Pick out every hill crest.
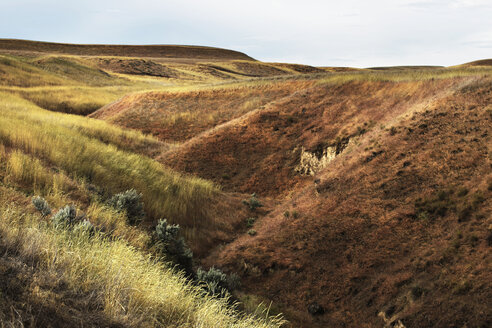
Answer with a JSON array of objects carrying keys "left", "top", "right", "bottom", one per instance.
[{"left": 0, "top": 39, "right": 255, "bottom": 62}]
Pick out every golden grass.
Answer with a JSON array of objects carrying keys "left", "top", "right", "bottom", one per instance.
[
  {"left": 318, "top": 66, "right": 492, "bottom": 84},
  {"left": 0, "top": 54, "right": 177, "bottom": 115},
  {"left": 0, "top": 54, "right": 70, "bottom": 87},
  {"left": 0, "top": 93, "right": 217, "bottom": 229},
  {"left": 0, "top": 206, "right": 284, "bottom": 328},
  {"left": 5, "top": 150, "right": 71, "bottom": 194},
  {"left": 15, "top": 86, "right": 143, "bottom": 115},
  {"left": 85, "top": 202, "right": 151, "bottom": 249}
]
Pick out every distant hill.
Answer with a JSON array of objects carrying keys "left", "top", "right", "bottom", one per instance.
[
  {"left": 0, "top": 38, "right": 255, "bottom": 62},
  {"left": 460, "top": 59, "right": 492, "bottom": 67}
]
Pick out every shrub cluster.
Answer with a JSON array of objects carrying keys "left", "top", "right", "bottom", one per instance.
[
  {"left": 155, "top": 219, "right": 193, "bottom": 275},
  {"left": 243, "top": 193, "right": 263, "bottom": 211},
  {"left": 108, "top": 189, "right": 145, "bottom": 225},
  {"left": 196, "top": 266, "right": 240, "bottom": 297},
  {"left": 32, "top": 196, "right": 51, "bottom": 217},
  {"left": 52, "top": 205, "right": 77, "bottom": 228}
]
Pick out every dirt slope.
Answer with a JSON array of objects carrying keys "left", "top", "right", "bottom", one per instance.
[{"left": 203, "top": 77, "right": 492, "bottom": 327}]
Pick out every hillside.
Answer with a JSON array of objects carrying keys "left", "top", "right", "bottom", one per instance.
[
  {"left": 94, "top": 66, "right": 492, "bottom": 328},
  {"left": 0, "top": 39, "right": 491, "bottom": 327},
  {"left": 203, "top": 76, "right": 492, "bottom": 327},
  {"left": 0, "top": 39, "right": 255, "bottom": 62}
]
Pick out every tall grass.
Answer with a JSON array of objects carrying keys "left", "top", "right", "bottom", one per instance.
[
  {"left": 0, "top": 54, "right": 70, "bottom": 87},
  {"left": 5, "top": 150, "right": 71, "bottom": 194},
  {"left": 0, "top": 206, "right": 284, "bottom": 328},
  {"left": 0, "top": 93, "right": 217, "bottom": 228}
]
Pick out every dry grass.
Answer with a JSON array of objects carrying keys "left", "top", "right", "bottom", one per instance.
[
  {"left": 0, "top": 93, "right": 217, "bottom": 230},
  {"left": 6, "top": 150, "right": 71, "bottom": 194},
  {"left": 92, "top": 80, "right": 316, "bottom": 142},
  {"left": 318, "top": 66, "right": 492, "bottom": 84},
  {"left": 0, "top": 206, "right": 284, "bottom": 328}
]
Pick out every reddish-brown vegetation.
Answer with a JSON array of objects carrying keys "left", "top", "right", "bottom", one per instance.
[
  {"left": 2, "top": 39, "right": 491, "bottom": 327},
  {"left": 91, "top": 80, "right": 316, "bottom": 142},
  {"left": 161, "top": 79, "right": 469, "bottom": 197},
  {"left": 204, "top": 77, "right": 492, "bottom": 327}
]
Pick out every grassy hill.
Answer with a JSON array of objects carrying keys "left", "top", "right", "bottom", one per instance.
[
  {"left": 94, "top": 66, "right": 492, "bottom": 327},
  {"left": 0, "top": 39, "right": 491, "bottom": 327},
  {"left": 0, "top": 39, "right": 255, "bottom": 61}
]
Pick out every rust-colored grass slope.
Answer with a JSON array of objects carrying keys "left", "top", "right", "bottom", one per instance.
[
  {"left": 91, "top": 80, "right": 316, "bottom": 142},
  {"left": 0, "top": 39, "right": 255, "bottom": 61},
  {"left": 205, "top": 77, "right": 492, "bottom": 327},
  {"left": 159, "top": 78, "right": 468, "bottom": 197}
]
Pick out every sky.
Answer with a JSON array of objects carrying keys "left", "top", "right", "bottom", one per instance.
[{"left": 1, "top": 0, "right": 491, "bottom": 67}]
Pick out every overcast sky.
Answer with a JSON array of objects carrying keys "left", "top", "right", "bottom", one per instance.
[{"left": 1, "top": 0, "right": 491, "bottom": 67}]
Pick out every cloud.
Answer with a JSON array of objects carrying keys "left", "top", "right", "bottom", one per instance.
[
  {"left": 451, "top": 0, "right": 492, "bottom": 8},
  {"left": 0, "top": 0, "right": 491, "bottom": 67}
]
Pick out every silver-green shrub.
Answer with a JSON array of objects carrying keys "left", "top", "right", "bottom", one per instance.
[
  {"left": 108, "top": 189, "right": 145, "bottom": 225},
  {"left": 52, "top": 205, "right": 76, "bottom": 228},
  {"left": 32, "top": 196, "right": 51, "bottom": 217},
  {"left": 155, "top": 219, "right": 193, "bottom": 275},
  {"left": 197, "top": 267, "right": 240, "bottom": 296}
]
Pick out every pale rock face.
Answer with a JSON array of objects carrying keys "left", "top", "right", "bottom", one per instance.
[{"left": 294, "top": 146, "right": 337, "bottom": 176}]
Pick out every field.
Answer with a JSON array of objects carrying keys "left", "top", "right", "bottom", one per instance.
[{"left": 0, "top": 39, "right": 491, "bottom": 328}]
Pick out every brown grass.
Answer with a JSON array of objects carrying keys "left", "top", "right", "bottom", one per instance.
[
  {"left": 203, "top": 76, "right": 492, "bottom": 327},
  {"left": 0, "top": 38, "right": 255, "bottom": 61}
]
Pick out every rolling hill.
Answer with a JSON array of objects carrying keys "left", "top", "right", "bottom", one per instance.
[
  {"left": 0, "top": 38, "right": 255, "bottom": 62},
  {"left": 0, "top": 40, "right": 491, "bottom": 327}
]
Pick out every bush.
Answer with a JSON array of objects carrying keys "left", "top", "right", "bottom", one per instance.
[
  {"left": 155, "top": 219, "right": 193, "bottom": 275},
  {"left": 247, "top": 229, "right": 257, "bottom": 236},
  {"left": 246, "top": 217, "right": 256, "bottom": 228},
  {"left": 197, "top": 267, "right": 240, "bottom": 297},
  {"left": 32, "top": 196, "right": 51, "bottom": 216},
  {"left": 73, "top": 219, "right": 95, "bottom": 236},
  {"left": 242, "top": 193, "right": 263, "bottom": 211},
  {"left": 108, "top": 189, "right": 145, "bottom": 225},
  {"left": 52, "top": 205, "right": 77, "bottom": 228}
]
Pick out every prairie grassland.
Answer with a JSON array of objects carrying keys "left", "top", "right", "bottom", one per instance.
[
  {"left": 0, "top": 54, "right": 71, "bottom": 87},
  {"left": 11, "top": 85, "right": 156, "bottom": 115},
  {"left": 0, "top": 54, "right": 178, "bottom": 115},
  {"left": 0, "top": 93, "right": 217, "bottom": 229},
  {"left": 0, "top": 206, "right": 284, "bottom": 328},
  {"left": 5, "top": 149, "right": 73, "bottom": 195},
  {"left": 93, "top": 79, "right": 316, "bottom": 142},
  {"left": 318, "top": 66, "right": 492, "bottom": 84}
]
